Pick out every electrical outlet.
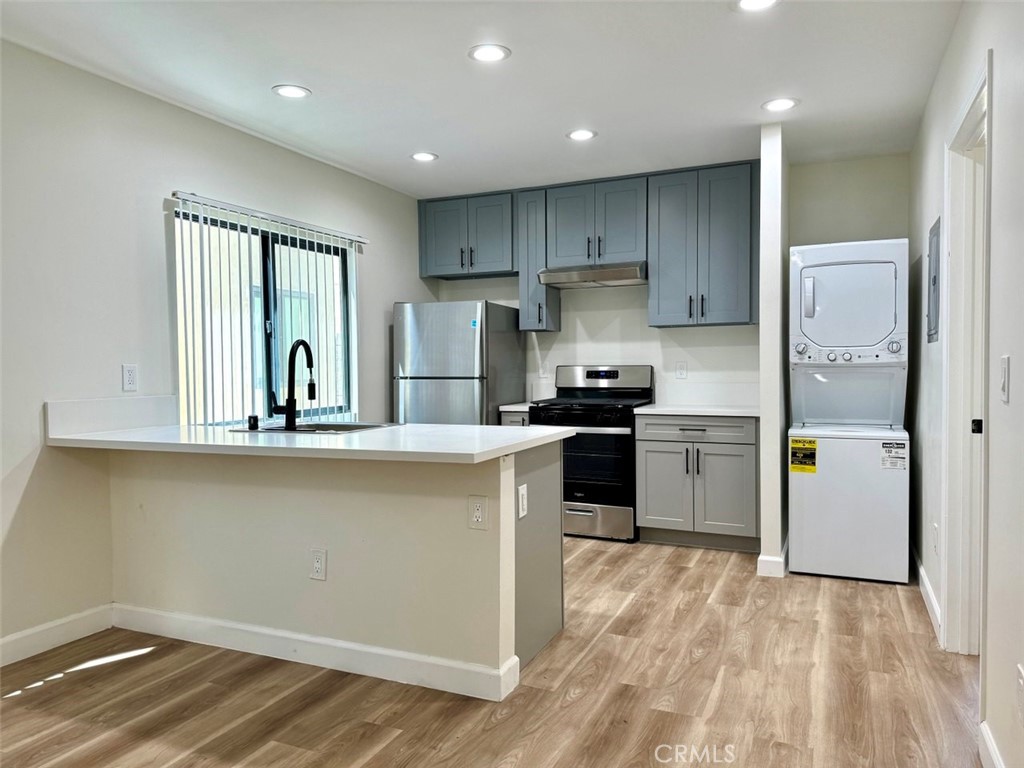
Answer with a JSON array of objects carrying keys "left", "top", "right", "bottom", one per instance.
[
  {"left": 310, "top": 548, "right": 327, "bottom": 581},
  {"left": 518, "top": 484, "right": 528, "bottom": 519},
  {"left": 121, "top": 364, "right": 138, "bottom": 392},
  {"left": 1016, "top": 664, "right": 1024, "bottom": 728},
  {"left": 468, "top": 495, "right": 489, "bottom": 530},
  {"left": 932, "top": 523, "right": 939, "bottom": 555},
  {"left": 675, "top": 362, "right": 688, "bottom": 379}
]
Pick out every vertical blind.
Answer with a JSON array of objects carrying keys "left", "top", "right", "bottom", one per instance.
[{"left": 172, "top": 192, "right": 365, "bottom": 426}]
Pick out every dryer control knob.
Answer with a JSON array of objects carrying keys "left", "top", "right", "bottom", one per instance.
[
  {"left": 827, "top": 352, "right": 837, "bottom": 362},
  {"left": 888, "top": 340, "right": 902, "bottom": 353},
  {"left": 842, "top": 352, "right": 853, "bottom": 362},
  {"left": 795, "top": 343, "right": 808, "bottom": 355}
]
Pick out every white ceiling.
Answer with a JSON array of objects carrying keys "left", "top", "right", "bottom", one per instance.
[{"left": 1, "top": 1, "right": 961, "bottom": 199}]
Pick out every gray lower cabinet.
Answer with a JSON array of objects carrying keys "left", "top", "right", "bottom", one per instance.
[
  {"left": 546, "top": 177, "right": 646, "bottom": 269},
  {"left": 648, "top": 163, "right": 754, "bottom": 327},
  {"left": 516, "top": 189, "right": 560, "bottom": 331},
  {"left": 636, "top": 415, "right": 758, "bottom": 538},
  {"left": 500, "top": 412, "right": 530, "bottom": 426},
  {"left": 422, "top": 194, "right": 513, "bottom": 277}
]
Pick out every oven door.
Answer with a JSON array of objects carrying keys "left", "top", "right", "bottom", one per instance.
[{"left": 561, "top": 427, "right": 636, "bottom": 540}]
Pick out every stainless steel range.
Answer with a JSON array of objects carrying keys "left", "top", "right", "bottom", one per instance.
[{"left": 529, "top": 365, "right": 654, "bottom": 541}]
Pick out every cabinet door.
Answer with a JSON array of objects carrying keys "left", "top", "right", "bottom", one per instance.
[
  {"left": 595, "top": 177, "right": 647, "bottom": 264},
  {"left": 467, "top": 194, "right": 513, "bottom": 275},
  {"left": 693, "top": 442, "right": 757, "bottom": 537},
  {"left": 517, "top": 190, "right": 560, "bottom": 331},
  {"left": 546, "top": 184, "right": 595, "bottom": 268},
  {"left": 647, "top": 172, "right": 699, "bottom": 326},
  {"left": 697, "top": 165, "right": 751, "bottom": 325},
  {"left": 424, "top": 199, "right": 469, "bottom": 277},
  {"left": 636, "top": 441, "right": 695, "bottom": 531}
]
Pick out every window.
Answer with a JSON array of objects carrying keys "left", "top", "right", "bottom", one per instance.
[{"left": 173, "top": 193, "right": 362, "bottom": 426}]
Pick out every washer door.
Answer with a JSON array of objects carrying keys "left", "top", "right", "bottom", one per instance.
[
  {"left": 799, "top": 262, "right": 897, "bottom": 348},
  {"left": 790, "top": 364, "right": 907, "bottom": 426}
]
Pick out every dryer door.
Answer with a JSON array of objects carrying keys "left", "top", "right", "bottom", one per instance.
[
  {"left": 790, "top": 364, "right": 907, "bottom": 426},
  {"left": 799, "top": 262, "right": 897, "bottom": 348}
]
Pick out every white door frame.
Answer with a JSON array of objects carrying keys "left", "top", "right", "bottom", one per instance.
[{"left": 938, "top": 55, "right": 991, "bottom": 657}]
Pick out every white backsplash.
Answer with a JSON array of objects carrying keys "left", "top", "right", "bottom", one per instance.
[{"left": 438, "top": 279, "right": 760, "bottom": 406}]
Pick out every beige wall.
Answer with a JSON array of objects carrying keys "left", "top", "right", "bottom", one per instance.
[
  {"left": 109, "top": 452, "right": 512, "bottom": 668},
  {"left": 911, "top": 4, "right": 1024, "bottom": 765},
  {"left": 1, "top": 42, "right": 431, "bottom": 638},
  {"left": 789, "top": 155, "right": 910, "bottom": 247}
]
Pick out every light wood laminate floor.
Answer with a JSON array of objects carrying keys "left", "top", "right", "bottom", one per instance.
[{"left": 1, "top": 538, "right": 980, "bottom": 767}]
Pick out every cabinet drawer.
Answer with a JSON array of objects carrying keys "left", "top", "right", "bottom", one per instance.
[
  {"left": 500, "top": 412, "right": 530, "bottom": 427},
  {"left": 636, "top": 415, "right": 756, "bottom": 444}
]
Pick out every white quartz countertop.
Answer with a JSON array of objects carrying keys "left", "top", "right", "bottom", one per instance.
[
  {"left": 634, "top": 404, "right": 760, "bottom": 418},
  {"left": 46, "top": 423, "right": 576, "bottom": 464},
  {"left": 498, "top": 402, "right": 532, "bottom": 412}
]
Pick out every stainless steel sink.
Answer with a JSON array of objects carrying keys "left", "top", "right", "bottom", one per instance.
[{"left": 233, "top": 422, "right": 393, "bottom": 434}]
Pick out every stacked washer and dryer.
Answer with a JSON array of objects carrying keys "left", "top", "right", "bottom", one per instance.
[{"left": 788, "top": 239, "right": 910, "bottom": 583}]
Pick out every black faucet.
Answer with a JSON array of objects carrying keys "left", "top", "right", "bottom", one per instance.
[{"left": 271, "top": 339, "right": 316, "bottom": 430}]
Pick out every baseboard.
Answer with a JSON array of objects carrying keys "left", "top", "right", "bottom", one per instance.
[
  {"left": 0, "top": 605, "right": 113, "bottom": 666},
  {"left": 979, "top": 721, "right": 1007, "bottom": 768},
  {"left": 914, "top": 549, "right": 942, "bottom": 643},
  {"left": 112, "top": 604, "right": 519, "bottom": 701},
  {"left": 757, "top": 538, "right": 788, "bottom": 578}
]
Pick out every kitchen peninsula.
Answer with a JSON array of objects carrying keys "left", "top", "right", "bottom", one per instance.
[{"left": 45, "top": 397, "right": 573, "bottom": 702}]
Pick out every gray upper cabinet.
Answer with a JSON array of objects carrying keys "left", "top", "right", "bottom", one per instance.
[
  {"left": 697, "top": 164, "right": 752, "bottom": 325},
  {"left": 546, "top": 184, "right": 595, "bottom": 268},
  {"left": 517, "top": 190, "right": 560, "bottom": 332},
  {"left": 546, "top": 177, "right": 646, "bottom": 269},
  {"left": 648, "top": 163, "right": 754, "bottom": 327},
  {"left": 423, "top": 199, "right": 469, "bottom": 277},
  {"left": 648, "top": 171, "right": 699, "bottom": 326},
  {"left": 422, "top": 194, "right": 513, "bottom": 278}
]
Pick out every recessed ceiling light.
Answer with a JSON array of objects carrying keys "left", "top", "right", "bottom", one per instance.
[
  {"left": 273, "top": 84, "right": 311, "bottom": 99},
  {"left": 762, "top": 97, "right": 799, "bottom": 112},
  {"left": 738, "top": 0, "right": 778, "bottom": 11},
  {"left": 468, "top": 44, "right": 511, "bottom": 63},
  {"left": 567, "top": 129, "right": 597, "bottom": 142},
  {"left": 411, "top": 152, "right": 438, "bottom": 162}
]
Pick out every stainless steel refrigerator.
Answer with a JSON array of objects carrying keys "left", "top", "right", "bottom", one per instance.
[{"left": 393, "top": 301, "right": 525, "bottom": 425}]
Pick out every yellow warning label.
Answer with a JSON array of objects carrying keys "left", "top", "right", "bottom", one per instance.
[{"left": 790, "top": 438, "right": 817, "bottom": 473}]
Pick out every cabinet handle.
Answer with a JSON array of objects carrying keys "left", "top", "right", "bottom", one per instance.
[
  {"left": 469, "top": 247, "right": 475, "bottom": 268},
  {"left": 538, "top": 302, "right": 543, "bottom": 324},
  {"left": 460, "top": 248, "right": 465, "bottom": 269},
  {"left": 689, "top": 295, "right": 694, "bottom": 319},
  {"left": 597, "top": 235, "right": 603, "bottom": 259},
  {"left": 701, "top": 294, "right": 706, "bottom": 318},
  {"left": 586, "top": 236, "right": 592, "bottom": 260},
  {"left": 696, "top": 448, "right": 701, "bottom": 475},
  {"left": 678, "top": 427, "right": 707, "bottom": 432},
  {"left": 686, "top": 447, "right": 690, "bottom": 475}
]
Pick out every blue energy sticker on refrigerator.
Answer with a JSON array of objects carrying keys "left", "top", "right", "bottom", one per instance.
[
  {"left": 790, "top": 438, "right": 817, "bottom": 473},
  {"left": 470, "top": 319, "right": 478, "bottom": 328},
  {"left": 881, "top": 441, "right": 908, "bottom": 470}
]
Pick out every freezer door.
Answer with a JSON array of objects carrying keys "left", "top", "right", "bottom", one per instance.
[
  {"left": 393, "top": 301, "right": 484, "bottom": 378},
  {"left": 394, "top": 378, "right": 486, "bottom": 425}
]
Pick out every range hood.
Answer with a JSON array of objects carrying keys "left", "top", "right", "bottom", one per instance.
[{"left": 537, "top": 260, "right": 647, "bottom": 289}]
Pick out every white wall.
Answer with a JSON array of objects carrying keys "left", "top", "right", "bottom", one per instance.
[
  {"left": 911, "top": 4, "right": 1024, "bottom": 766},
  {"left": 756, "top": 124, "right": 788, "bottom": 574},
  {"left": 1, "top": 43, "right": 431, "bottom": 638},
  {"left": 440, "top": 280, "right": 760, "bottom": 407},
  {"left": 789, "top": 155, "right": 910, "bottom": 246}
]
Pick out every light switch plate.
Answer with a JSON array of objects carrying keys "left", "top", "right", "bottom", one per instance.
[
  {"left": 1000, "top": 355, "right": 1010, "bottom": 404},
  {"left": 517, "top": 484, "right": 528, "bottom": 519}
]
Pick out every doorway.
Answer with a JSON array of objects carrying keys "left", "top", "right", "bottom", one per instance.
[{"left": 939, "top": 56, "right": 991, "bottom": 658}]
